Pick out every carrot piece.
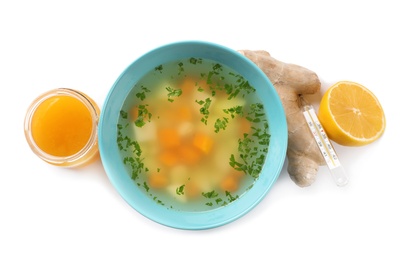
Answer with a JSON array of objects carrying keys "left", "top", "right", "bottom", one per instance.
[
  {"left": 231, "top": 169, "right": 246, "bottom": 179},
  {"left": 178, "top": 145, "right": 201, "bottom": 165},
  {"left": 177, "top": 106, "right": 192, "bottom": 121},
  {"left": 220, "top": 174, "right": 240, "bottom": 192},
  {"left": 157, "top": 127, "right": 181, "bottom": 148},
  {"left": 148, "top": 172, "right": 169, "bottom": 189},
  {"left": 238, "top": 116, "right": 252, "bottom": 135},
  {"left": 184, "top": 181, "right": 200, "bottom": 199},
  {"left": 179, "top": 77, "right": 197, "bottom": 96},
  {"left": 192, "top": 132, "right": 214, "bottom": 154},
  {"left": 129, "top": 106, "right": 139, "bottom": 121},
  {"left": 159, "top": 150, "right": 179, "bottom": 167}
]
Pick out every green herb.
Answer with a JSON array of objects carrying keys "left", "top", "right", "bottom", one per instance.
[
  {"left": 218, "top": 73, "right": 256, "bottom": 100},
  {"left": 155, "top": 64, "right": 163, "bottom": 73},
  {"left": 206, "top": 72, "right": 218, "bottom": 94},
  {"left": 178, "top": 62, "right": 184, "bottom": 75},
  {"left": 228, "top": 105, "right": 270, "bottom": 180},
  {"left": 204, "top": 63, "right": 223, "bottom": 92},
  {"left": 201, "top": 189, "right": 239, "bottom": 207},
  {"left": 213, "top": 63, "right": 223, "bottom": 72},
  {"left": 238, "top": 80, "right": 255, "bottom": 97},
  {"left": 176, "top": 184, "right": 185, "bottom": 195},
  {"left": 199, "top": 63, "right": 255, "bottom": 99},
  {"left": 232, "top": 73, "right": 255, "bottom": 96},
  {"left": 214, "top": 117, "right": 229, "bottom": 133},
  {"left": 196, "top": 81, "right": 204, "bottom": 92},
  {"left": 246, "top": 103, "right": 265, "bottom": 123},
  {"left": 202, "top": 190, "right": 219, "bottom": 199},
  {"left": 225, "top": 191, "right": 239, "bottom": 202},
  {"left": 116, "top": 124, "right": 124, "bottom": 151},
  {"left": 189, "top": 57, "right": 202, "bottom": 64},
  {"left": 166, "top": 86, "right": 182, "bottom": 102},
  {"left": 252, "top": 122, "right": 270, "bottom": 146},
  {"left": 121, "top": 140, "right": 144, "bottom": 180},
  {"left": 120, "top": 110, "right": 128, "bottom": 119},
  {"left": 117, "top": 123, "right": 138, "bottom": 152},
  {"left": 123, "top": 156, "right": 144, "bottom": 180},
  {"left": 246, "top": 184, "right": 254, "bottom": 191},
  {"left": 134, "top": 104, "right": 152, "bottom": 127},
  {"left": 196, "top": 97, "right": 212, "bottom": 125},
  {"left": 135, "top": 86, "right": 151, "bottom": 101},
  {"left": 229, "top": 154, "right": 247, "bottom": 172},
  {"left": 239, "top": 133, "right": 257, "bottom": 157},
  {"left": 117, "top": 112, "right": 148, "bottom": 180},
  {"left": 223, "top": 83, "right": 239, "bottom": 100},
  {"left": 143, "top": 181, "right": 150, "bottom": 192},
  {"left": 153, "top": 196, "right": 165, "bottom": 205},
  {"left": 224, "top": 106, "right": 244, "bottom": 120}
]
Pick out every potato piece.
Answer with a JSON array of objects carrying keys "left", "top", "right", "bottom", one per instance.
[
  {"left": 238, "top": 117, "right": 252, "bottom": 135},
  {"left": 131, "top": 121, "right": 156, "bottom": 143},
  {"left": 179, "top": 77, "right": 197, "bottom": 97},
  {"left": 169, "top": 165, "right": 189, "bottom": 184}
]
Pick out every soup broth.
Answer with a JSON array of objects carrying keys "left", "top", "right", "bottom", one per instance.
[{"left": 117, "top": 57, "right": 270, "bottom": 211}]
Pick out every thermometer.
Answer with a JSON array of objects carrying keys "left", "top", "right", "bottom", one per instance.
[{"left": 302, "top": 101, "right": 349, "bottom": 187}]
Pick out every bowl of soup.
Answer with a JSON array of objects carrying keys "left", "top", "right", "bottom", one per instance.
[{"left": 98, "top": 41, "right": 287, "bottom": 229}]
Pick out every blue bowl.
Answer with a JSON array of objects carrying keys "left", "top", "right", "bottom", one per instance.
[{"left": 98, "top": 41, "right": 287, "bottom": 230}]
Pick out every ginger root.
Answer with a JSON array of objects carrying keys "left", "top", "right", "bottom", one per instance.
[{"left": 238, "top": 50, "right": 325, "bottom": 187}]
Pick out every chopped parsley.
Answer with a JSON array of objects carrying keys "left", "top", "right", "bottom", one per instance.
[
  {"left": 246, "top": 103, "right": 265, "bottom": 123},
  {"left": 229, "top": 122, "right": 270, "bottom": 179},
  {"left": 143, "top": 181, "right": 150, "bottom": 192},
  {"left": 166, "top": 86, "right": 182, "bottom": 102},
  {"left": 178, "top": 62, "right": 184, "bottom": 75},
  {"left": 225, "top": 191, "right": 239, "bottom": 203},
  {"left": 134, "top": 104, "right": 152, "bottom": 127},
  {"left": 202, "top": 190, "right": 239, "bottom": 207},
  {"left": 176, "top": 184, "right": 185, "bottom": 195},
  {"left": 155, "top": 64, "right": 163, "bottom": 73},
  {"left": 223, "top": 105, "right": 244, "bottom": 119},
  {"left": 213, "top": 105, "right": 245, "bottom": 133},
  {"left": 189, "top": 57, "right": 202, "bottom": 65},
  {"left": 202, "top": 190, "right": 219, "bottom": 199},
  {"left": 120, "top": 110, "right": 128, "bottom": 119},
  {"left": 214, "top": 117, "right": 229, "bottom": 133},
  {"left": 135, "top": 86, "right": 151, "bottom": 101},
  {"left": 117, "top": 126, "right": 146, "bottom": 180},
  {"left": 195, "top": 97, "right": 212, "bottom": 125}
]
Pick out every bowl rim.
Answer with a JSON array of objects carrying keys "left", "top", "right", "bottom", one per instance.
[{"left": 98, "top": 40, "right": 288, "bottom": 230}]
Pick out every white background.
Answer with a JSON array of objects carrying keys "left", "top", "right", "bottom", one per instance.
[{"left": 1, "top": 0, "right": 399, "bottom": 259}]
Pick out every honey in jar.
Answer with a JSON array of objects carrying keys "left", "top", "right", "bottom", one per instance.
[{"left": 24, "top": 88, "right": 100, "bottom": 167}]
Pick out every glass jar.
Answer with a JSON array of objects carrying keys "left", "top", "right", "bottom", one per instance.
[{"left": 24, "top": 88, "right": 100, "bottom": 167}]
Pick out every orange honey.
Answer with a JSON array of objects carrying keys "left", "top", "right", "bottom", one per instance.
[{"left": 25, "top": 88, "right": 100, "bottom": 167}]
